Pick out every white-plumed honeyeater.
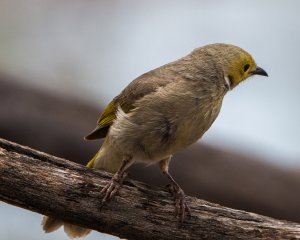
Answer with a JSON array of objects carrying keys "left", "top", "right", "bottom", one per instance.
[{"left": 42, "top": 43, "right": 268, "bottom": 238}]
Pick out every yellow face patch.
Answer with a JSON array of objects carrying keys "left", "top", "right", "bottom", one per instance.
[{"left": 225, "top": 52, "right": 257, "bottom": 88}]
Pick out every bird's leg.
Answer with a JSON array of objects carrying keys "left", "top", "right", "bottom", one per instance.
[
  {"left": 166, "top": 173, "right": 191, "bottom": 223},
  {"left": 100, "top": 156, "right": 132, "bottom": 208},
  {"left": 159, "top": 157, "right": 191, "bottom": 223}
]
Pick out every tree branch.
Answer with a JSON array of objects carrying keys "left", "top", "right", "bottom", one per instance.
[{"left": 1, "top": 138, "right": 300, "bottom": 240}]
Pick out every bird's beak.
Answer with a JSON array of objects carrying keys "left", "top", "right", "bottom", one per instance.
[{"left": 252, "top": 66, "right": 268, "bottom": 77}]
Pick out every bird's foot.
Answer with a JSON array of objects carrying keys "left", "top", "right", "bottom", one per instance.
[
  {"left": 168, "top": 185, "right": 191, "bottom": 224},
  {"left": 100, "top": 172, "right": 127, "bottom": 208}
]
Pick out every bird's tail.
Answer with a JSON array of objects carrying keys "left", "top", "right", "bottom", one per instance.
[
  {"left": 41, "top": 151, "right": 99, "bottom": 238},
  {"left": 42, "top": 216, "right": 91, "bottom": 239},
  {"left": 42, "top": 139, "right": 123, "bottom": 238}
]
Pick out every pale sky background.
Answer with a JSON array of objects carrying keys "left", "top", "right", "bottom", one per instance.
[{"left": 0, "top": 1, "right": 300, "bottom": 239}]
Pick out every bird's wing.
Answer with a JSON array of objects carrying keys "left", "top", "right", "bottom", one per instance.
[{"left": 84, "top": 70, "right": 174, "bottom": 140}]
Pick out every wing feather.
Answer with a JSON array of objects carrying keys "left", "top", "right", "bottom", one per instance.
[{"left": 85, "top": 70, "right": 174, "bottom": 140}]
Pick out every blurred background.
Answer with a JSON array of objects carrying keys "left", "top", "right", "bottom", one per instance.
[{"left": 0, "top": 0, "right": 300, "bottom": 239}]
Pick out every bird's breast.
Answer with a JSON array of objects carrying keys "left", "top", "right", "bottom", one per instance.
[{"left": 170, "top": 95, "right": 223, "bottom": 150}]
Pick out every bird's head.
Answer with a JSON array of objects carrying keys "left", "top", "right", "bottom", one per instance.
[
  {"left": 194, "top": 43, "right": 268, "bottom": 90},
  {"left": 218, "top": 44, "right": 268, "bottom": 90}
]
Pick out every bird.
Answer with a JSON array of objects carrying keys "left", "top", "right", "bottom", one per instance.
[{"left": 42, "top": 43, "right": 268, "bottom": 238}]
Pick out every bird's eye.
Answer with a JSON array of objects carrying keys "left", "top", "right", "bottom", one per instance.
[{"left": 243, "top": 64, "right": 250, "bottom": 72}]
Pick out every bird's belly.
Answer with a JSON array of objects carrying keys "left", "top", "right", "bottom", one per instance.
[
  {"left": 108, "top": 99, "right": 221, "bottom": 163},
  {"left": 169, "top": 109, "right": 219, "bottom": 152}
]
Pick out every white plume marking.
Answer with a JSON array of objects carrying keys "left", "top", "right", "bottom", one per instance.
[{"left": 224, "top": 76, "right": 231, "bottom": 90}]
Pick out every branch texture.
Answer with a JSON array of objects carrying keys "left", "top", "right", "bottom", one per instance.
[{"left": 1, "top": 138, "right": 300, "bottom": 240}]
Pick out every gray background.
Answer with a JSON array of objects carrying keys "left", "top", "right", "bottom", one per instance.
[{"left": 0, "top": 1, "right": 299, "bottom": 239}]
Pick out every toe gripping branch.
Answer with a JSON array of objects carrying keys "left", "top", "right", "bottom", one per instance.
[
  {"left": 99, "top": 157, "right": 132, "bottom": 209},
  {"left": 165, "top": 172, "right": 191, "bottom": 223}
]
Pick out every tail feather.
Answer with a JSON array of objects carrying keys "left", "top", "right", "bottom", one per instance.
[
  {"left": 64, "top": 223, "right": 91, "bottom": 239},
  {"left": 42, "top": 216, "right": 63, "bottom": 233},
  {"left": 42, "top": 216, "right": 91, "bottom": 239}
]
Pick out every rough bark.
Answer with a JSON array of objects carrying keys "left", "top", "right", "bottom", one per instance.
[{"left": 1, "top": 138, "right": 300, "bottom": 240}]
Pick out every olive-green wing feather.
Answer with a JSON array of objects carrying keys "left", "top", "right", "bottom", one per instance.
[
  {"left": 84, "top": 101, "right": 117, "bottom": 140},
  {"left": 84, "top": 70, "right": 174, "bottom": 140}
]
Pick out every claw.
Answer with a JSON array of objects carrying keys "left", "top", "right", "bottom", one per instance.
[
  {"left": 169, "top": 185, "right": 191, "bottom": 223},
  {"left": 99, "top": 172, "right": 126, "bottom": 209}
]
